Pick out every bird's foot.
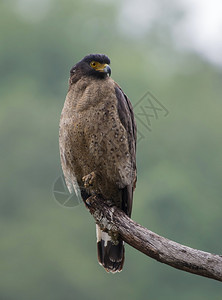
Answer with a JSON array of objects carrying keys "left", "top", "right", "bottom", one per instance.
[
  {"left": 82, "top": 171, "right": 96, "bottom": 189},
  {"left": 108, "top": 229, "right": 119, "bottom": 245},
  {"left": 106, "top": 199, "right": 115, "bottom": 207}
]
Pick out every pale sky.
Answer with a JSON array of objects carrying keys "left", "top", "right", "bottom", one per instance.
[
  {"left": 176, "top": 0, "right": 222, "bottom": 65},
  {"left": 119, "top": 0, "right": 222, "bottom": 66}
]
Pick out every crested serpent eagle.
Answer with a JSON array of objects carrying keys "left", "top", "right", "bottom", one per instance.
[{"left": 59, "top": 54, "right": 137, "bottom": 273}]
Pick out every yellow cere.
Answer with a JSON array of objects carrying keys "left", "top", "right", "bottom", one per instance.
[{"left": 90, "top": 61, "right": 108, "bottom": 72}]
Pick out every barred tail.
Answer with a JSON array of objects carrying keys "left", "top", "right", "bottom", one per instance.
[{"left": 96, "top": 225, "right": 124, "bottom": 273}]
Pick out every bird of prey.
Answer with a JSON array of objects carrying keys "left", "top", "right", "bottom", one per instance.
[{"left": 59, "top": 54, "right": 136, "bottom": 273}]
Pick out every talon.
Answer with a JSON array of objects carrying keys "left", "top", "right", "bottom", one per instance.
[
  {"left": 82, "top": 172, "right": 96, "bottom": 188},
  {"left": 106, "top": 200, "right": 113, "bottom": 206},
  {"left": 85, "top": 197, "right": 91, "bottom": 206}
]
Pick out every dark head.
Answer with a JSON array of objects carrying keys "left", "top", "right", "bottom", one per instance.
[{"left": 70, "top": 54, "right": 111, "bottom": 80}]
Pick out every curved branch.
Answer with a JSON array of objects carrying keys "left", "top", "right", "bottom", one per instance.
[{"left": 86, "top": 195, "right": 222, "bottom": 282}]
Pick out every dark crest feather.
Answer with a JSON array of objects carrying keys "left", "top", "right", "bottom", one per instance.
[{"left": 81, "top": 54, "right": 110, "bottom": 65}]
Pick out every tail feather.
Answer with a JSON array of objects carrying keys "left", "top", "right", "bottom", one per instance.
[{"left": 96, "top": 225, "right": 124, "bottom": 273}]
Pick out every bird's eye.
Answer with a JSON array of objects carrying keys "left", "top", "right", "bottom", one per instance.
[{"left": 90, "top": 61, "right": 97, "bottom": 68}]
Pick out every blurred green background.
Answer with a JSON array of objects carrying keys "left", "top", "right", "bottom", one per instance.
[{"left": 1, "top": 0, "right": 222, "bottom": 299}]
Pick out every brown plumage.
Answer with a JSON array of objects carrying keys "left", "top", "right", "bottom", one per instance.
[{"left": 59, "top": 54, "right": 136, "bottom": 273}]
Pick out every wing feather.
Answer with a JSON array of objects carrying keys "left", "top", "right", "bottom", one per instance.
[{"left": 114, "top": 83, "right": 137, "bottom": 217}]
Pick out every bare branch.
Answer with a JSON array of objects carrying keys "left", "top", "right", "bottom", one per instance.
[{"left": 86, "top": 195, "right": 222, "bottom": 282}]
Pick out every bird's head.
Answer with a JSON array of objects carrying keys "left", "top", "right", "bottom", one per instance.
[{"left": 70, "top": 54, "right": 111, "bottom": 79}]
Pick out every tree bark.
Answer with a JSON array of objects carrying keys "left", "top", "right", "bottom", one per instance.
[{"left": 86, "top": 195, "right": 222, "bottom": 282}]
